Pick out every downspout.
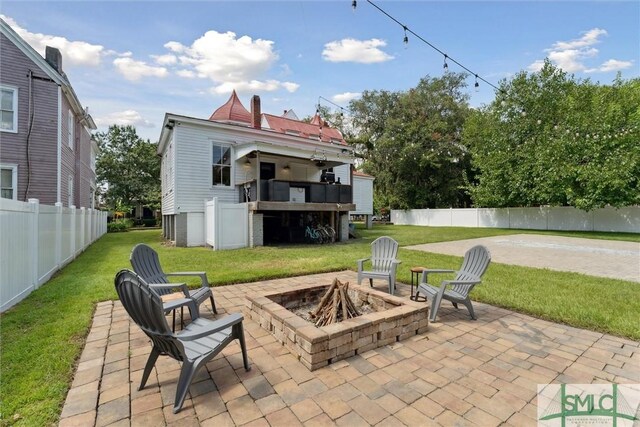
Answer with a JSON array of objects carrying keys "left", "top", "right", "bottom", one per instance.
[{"left": 56, "top": 86, "right": 62, "bottom": 204}]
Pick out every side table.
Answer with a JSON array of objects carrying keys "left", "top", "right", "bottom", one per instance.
[{"left": 410, "top": 267, "right": 428, "bottom": 302}]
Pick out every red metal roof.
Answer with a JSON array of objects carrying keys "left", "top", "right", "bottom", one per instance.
[
  {"left": 263, "top": 113, "right": 346, "bottom": 145},
  {"left": 353, "top": 171, "right": 374, "bottom": 178},
  {"left": 209, "top": 90, "right": 251, "bottom": 123}
]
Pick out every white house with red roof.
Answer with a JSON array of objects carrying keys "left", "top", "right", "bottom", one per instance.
[{"left": 158, "top": 91, "right": 370, "bottom": 248}]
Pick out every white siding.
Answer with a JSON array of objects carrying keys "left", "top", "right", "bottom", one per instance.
[
  {"left": 174, "top": 125, "right": 236, "bottom": 213},
  {"left": 161, "top": 133, "right": 176, "bottom": 214},
  {"left": 352, "top": 175, "right": 374, "bottom": 215},
  {"left": 333, "top": 164, "right": 351, "bottom": 185}
]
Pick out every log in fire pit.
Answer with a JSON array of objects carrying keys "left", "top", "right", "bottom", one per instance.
[{"left": 244, "top": 279, "right": 429, "bottom": 370}]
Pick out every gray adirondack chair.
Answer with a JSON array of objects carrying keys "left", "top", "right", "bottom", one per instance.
[
  {"left": 131, "top": 244, "right": 217, "bottom": 329},
  {"left": 115, "top": 269, "right": 250, "bottom": 413},
  {"left": 416, "top": 245, "right": 491, "bottom": 322},
  {"left": 357, "top": 236, "right": 401, "bottom": 294}
]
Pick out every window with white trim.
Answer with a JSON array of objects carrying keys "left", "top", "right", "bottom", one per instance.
[
  {"left": 68, "top": 109, "right": 74, "bottom": 149},
  {"left": 0, "top": 164, "right": 17, "bottom": 200},
  {"left": 212, "top": 143, "right": 231, "bottom": 186},
  {"left": 0, "top": 87, "right": 18, "bottom": 132}
]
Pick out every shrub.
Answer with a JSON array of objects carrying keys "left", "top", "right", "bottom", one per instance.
[
  {"left": 107, "top": 219, "right": 133, "bottom": 233},
  {"left": 143, "top": 218, "right": 157, "bottom": 227}
]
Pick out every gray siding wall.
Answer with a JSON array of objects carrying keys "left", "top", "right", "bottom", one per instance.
[
  {"left": 0, "top": 33, "right": 58, "bottom": 205},
  {"left": 77, "top": 125, "right": 95, "bottom": 208}
]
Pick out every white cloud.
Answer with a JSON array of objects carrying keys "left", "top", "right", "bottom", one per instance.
[
  {"left": 152, "top": 54, "right": 178, "bottom": 65},
  {"left": 322, "top": 38, "right": 393, "bottom": 64},
  {"left": 1, "top": 14, "right": 104, "bottom": 67},
  {"left": 551, "top": 28, "right": 607, "bottom": 50},
  {"left": 332, "top": 92, "right": 361, "bottom": 103},
  {"left": 527, "top": 28, "right": 632, "bottom": 74},
  {"left": 163, "top": 30, "right": 298, "bottom": 94},
  {"left": 211, "top": 80, "right": 299, "bottom": 95},
  {"left": 176, "top": 69, "right": 196, "bottom": 78},
  {"left": 113, "top": 57, "right": 168, "bottom": 81},
  {"left": 94, "top": 110, "right": 154, "bottom": 128},
  {"left": 587, "top": 59, "right": 634, "bottom": 73}
]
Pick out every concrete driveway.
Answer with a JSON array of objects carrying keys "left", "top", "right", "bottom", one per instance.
[{"left": 405, "top": 234, "right": 640, "bottom": 282}]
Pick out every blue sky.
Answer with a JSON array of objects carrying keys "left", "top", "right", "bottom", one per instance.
[{"left": 2, "top": 1, "right": 638, "bottom": 141}]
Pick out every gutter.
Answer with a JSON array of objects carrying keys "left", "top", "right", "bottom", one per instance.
[{"left": 57, "top": 85, "right": 62, "bottom": 204}]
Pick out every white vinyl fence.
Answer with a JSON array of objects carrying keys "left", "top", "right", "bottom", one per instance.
[
  {"left": 1, "top": 198, "right": 107, "bottom": 312},
  {"left": 392, "top": 206, "right": 640, "bottom": 233},
  {"left": 205, "top": 198, "right": 248, "bottom": 250}
]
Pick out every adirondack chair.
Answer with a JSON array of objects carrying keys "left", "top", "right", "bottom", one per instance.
[
  {"left": 130, "top": 244, "right": 217, "bottom": 329},
  {"left": 357, "top": 236, "right": 401, "bottom": 294},
  {"left": 114, "top": 269, "right": 250, "bottom": 413},
  {"left": 416, "top": 245, "right": 491, "bottom": 322}
]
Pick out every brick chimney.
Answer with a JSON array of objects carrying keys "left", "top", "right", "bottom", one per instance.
[
  {"left": 251, "top": 95, "right": 261, "bottom": 129},
  {"left": 45, "top": 46, "right": 63, "bottom": 74}
]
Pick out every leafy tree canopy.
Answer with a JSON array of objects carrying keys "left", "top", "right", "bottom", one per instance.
[
  {"left": 348, "top": 73, "right": 472, "bottom": 210},
  {"left": 95, "top": 125, "right": 160, "bottom": 213},
  {"left": 463, "top": 60, "right": 640, "bottom": 210}
]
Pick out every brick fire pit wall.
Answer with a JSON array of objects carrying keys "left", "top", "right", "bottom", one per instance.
[{"left": 244, "top": 283, "right": 429, "bottom": 370}]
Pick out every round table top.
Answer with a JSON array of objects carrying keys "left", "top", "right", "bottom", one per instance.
[{"left": 410, "top": 266, "right": 426, "bottom": 273}]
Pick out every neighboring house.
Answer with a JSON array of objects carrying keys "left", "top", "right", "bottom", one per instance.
[
  {"left": 0, "top": 18, "right": 98, "bottom": 208},
  {"left": 351, "top": 171, "right": 375, "bottom": 228},
  {"left": 158, "top": 91, "right": 363, "bottom": 247}
]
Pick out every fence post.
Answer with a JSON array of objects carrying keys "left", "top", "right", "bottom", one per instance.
[
  {"left": 79, "top": 207, "right": 85, "bottom": 252},
  {"left": 55, "top": 202, "right": 62, "bottom": 269},
  {"left": 70, "top": 206, "right": 76, "bottom": 259},
  {"left": 28, "top": 199, "right": 39, "bottom": 289}
]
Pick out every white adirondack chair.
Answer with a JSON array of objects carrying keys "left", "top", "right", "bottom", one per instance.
[
  {"left": 416, "top": 245, "right": 491, "bottom": 322},
  {"left": 357, "top": 236, "right": 401, "bottom": 294}
]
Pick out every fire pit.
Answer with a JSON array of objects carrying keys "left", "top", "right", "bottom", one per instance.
[{"left": 244, "top": 281, "right": 429, "bottom": 370}]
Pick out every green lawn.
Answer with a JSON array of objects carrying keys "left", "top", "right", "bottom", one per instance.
[{"left": 0, "top": 225, "right": 638, "bottom": 426}]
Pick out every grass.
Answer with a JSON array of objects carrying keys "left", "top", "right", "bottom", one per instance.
[{"left": 0, "top": 225, "right": 638, "bottom": 425}]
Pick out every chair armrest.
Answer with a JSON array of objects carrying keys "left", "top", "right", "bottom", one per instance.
[
  {"left": 162, "top": 297, "right": 197, "bottom": 313},
  {"left": 178, "top": 313, "right": 244, "bottom": 341},
  {"left": 356, "top": 258, "right": 371, "bottom": 270},
  {"left": 165, "top": 272, "right": 209, "bottom": 286},
  {"left": 420, "top": 269, "right": 456, "bottom": 283},
  {"left": 442, "top": 278, "right": 481, "bottom": 287},
  {"left": 149, "top": 282, "right": 190, "bottom": 298}
]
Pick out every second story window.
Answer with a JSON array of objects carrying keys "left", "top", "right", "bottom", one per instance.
[
  {"left": 0, "top": 87, "right": 18, "bottom": 133},
  {"left": 212, "top": 143, "right": 231, "bottom": 186},
  {"left": 68, "top": 109, "right": 74, "bottom": 149}
]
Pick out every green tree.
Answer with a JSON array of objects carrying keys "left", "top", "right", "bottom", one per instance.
[
  {"left": 464, "top": 61, "right": 640, "bottom": 210},
  {"left": 348, "top": 73, "right": 472, "bottom": 210},
  {"left": 95, "top": 125, "right": 160, "bottom": 214}
]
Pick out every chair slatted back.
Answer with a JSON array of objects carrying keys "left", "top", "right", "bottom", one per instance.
[
  {"left": 130, "top": 244, "right": 171, "bottom": 294},
  {"left": 453, "top": 245, "right": 491, "bottom": 296},
  {"left": 371, "top": 236, "right": 399, "bottom": 272},
  {"left": 114, "top": 269, "right": 185, "bottom": 361}
]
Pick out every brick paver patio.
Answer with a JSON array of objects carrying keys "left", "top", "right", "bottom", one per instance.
[{"left": 60, "top": 271, "right": 640, "bottom": 426}]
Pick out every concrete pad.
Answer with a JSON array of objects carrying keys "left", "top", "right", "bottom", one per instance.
[{"left": 405, "top": 234, "right": 640, "bottom": 282}]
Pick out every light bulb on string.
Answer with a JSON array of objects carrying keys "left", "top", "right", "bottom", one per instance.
[
  {"left": 352, "top": 0, "right": 357, "bottom": 11},
  {"left": 474, "top": 74, "right": 480, "bottom": 92},
  {"left": 443, "top": 54, "right": 449, "bottom": 71},
  {"left": 403, "top": 26, "right": 409, "bottom": 46}
]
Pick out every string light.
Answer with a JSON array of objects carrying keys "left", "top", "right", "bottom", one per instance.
[
  {"left": 352, "top": 0, "right": 357, "bottom": 11},
  {"left": 356, "top": 0, "right": 501, "bottom": 93},
  {"left": 443, "top": 54, "right": 449, "bottom": 70},
  {"left": 403, "top": 26, "right": 409, "bottom": 45},
  {"left": 474, "top": 74, "right": 480, "bottom": 91},
  {"left": 317, "top": 96, "right": 348, "bottom": 119}
]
